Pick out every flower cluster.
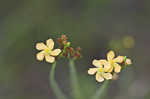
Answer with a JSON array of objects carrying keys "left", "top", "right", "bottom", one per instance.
[
  {"left": 57, "top": 35, "right": 82, "bottom": 59},
  {"left": 36, "top": 35, "right": 82, "bottom": 63},
  {"left": 88, "top": 50, "right": 132, "bottom": 82},
  {"left": 35, "top": 34, "right": 132, "bottom": 83}
]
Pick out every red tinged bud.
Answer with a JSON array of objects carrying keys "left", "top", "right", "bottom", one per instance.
[
  {"left": 56, "top": 34, "right": 82, "bottom": 60},
  {"left": 57, "top": 38, "right": 62, "bottom": 43},
  {"left": 77, "top": 47, "right": 81, "bottom": 53},
  {"left": 61, "top": 35, "right": 67, "bottom": 41},
  {"left": 63, "top": 40, "right": 67, "bottom": 45},
  {"left": 74, "top": 52, "right": 81, "bottom": 59}
]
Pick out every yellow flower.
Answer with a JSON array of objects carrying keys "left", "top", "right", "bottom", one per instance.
[
  {"left": 104, "top": 50, "right": 124, "bottom": 73},
  {"left": 88, "top": 60, "right": 112, "bottom": 82},
  {"left": 126, "top": 58, "right": 132, "bottom": 65},
  {"left": 36, "top": 39, "right": 61, "bottom": 63}
]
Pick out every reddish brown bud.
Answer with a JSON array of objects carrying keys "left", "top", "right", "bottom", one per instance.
[
  {"left": 77, "top": 47, "right": 81, "bottom": 52},
  {"left": 66, "top": 48, "right": 70, "bottom": 53},
  {"left": 63, "top": 53, "right": 67, "bottom": 57},
  {"left": 57, "top": 38, "right": 62, "bottom": 44},
  {"left": 74, "top": 52, "right": 81, "bottom": 58},
  {"left": 63, "top": 40, "right": 67, "bottom": 45},
  {"left": 61, "top": 35, "right": 67, "bottom": 41},
  {"left": 70, "top": 47, "right": 74, "bottom": 53},
  {"left": 69, "top": 47, "right": 74, "bottom": 57}
]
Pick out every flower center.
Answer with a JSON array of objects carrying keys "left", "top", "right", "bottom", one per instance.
[
  {"left": 98, "top": 68, "right": 104, "bottom": 73},
  {"left": 110, "top": 60, "right": 114, "bottom": 66},
  {"left": 44, "top": 48, "right": 51, "bottom": 54}
]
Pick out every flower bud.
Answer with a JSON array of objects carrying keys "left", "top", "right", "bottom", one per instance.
[
  {"left": 126, "top": 58, "right": 132, "bottom": 65},
  {"left": 57, "top": 38, "right": 62, "bottom": 44},
  {"left": 77, "top": 47, "right": 81, "bottom": 53},
  {"left": 66, "top": 42, "right": 71, "bottom": 47},
  {"left": 61, "top": 35, "right": 67, "bottom": 41},
  {"left": 112, "top": 73, "right": 119, "bottom": 80}
]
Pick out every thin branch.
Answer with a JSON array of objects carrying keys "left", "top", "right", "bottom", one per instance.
[
  {"left": 69, "top": 59, "right": 83, "bottom": 99},
  {"left": 92, "top": 80, "right": 110, "bottom": 99},
  {"left": 49, "top": 62, "right": 68, "bottom": 99}
]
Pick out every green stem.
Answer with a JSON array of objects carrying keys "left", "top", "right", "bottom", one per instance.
[
  {"left": 50, "top": 62, "right": 67, "bottom": 99},
  {"left": 69, "top": 59, "right": 83, "bottom": 99},
  {"left": 92, "top": 80, "right": 110, "bottom": 99}
]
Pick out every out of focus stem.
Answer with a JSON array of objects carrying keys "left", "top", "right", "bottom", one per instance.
[
  {"left": 92, "top": 80, "right": 110, "bottom": 99},
  {"left": 69, "top": 59, "right": 83, "bottom": 99},
  {"left": 50, "top": 62, "right": 67, "bottom": 99}
]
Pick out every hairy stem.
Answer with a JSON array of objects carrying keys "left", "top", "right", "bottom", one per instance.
[
  {"left": 92, "top": 80, "right": 110, "bottom": 99},
  {"left": 50, "top": 62, "right": 67, "bottom": 99},
  {"left": 69, "top": 59, "right": 83, "bottom": 99}
]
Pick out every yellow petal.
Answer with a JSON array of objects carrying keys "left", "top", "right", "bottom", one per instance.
[
  {"left": 88, "top": 68, "right": 97, "bottom": 75},
  {"left": 114, "top": 63, "right": 121, "bottom": 73},
  {"left": 36, "top": 51, "right": 44, "bottom": 61},
  {"left": 96, "top": 73, "right": 104, "bottom": 82},
  {"left": 113, "top": 56, "right": 124, "bottom": 63},
  {"left": 45, "top": 55, "right": 55, "bottom": 63},
  {"left": 103, "top": 73, "right": 112, "bottom": 80},
  {"left": 99, "top": 59, "right": 107, "bottom": 65},
  {"left": 36, "top": 43, "right": 47, "bottom": 50},
  {"left": 107, "top": 50, "right": 115, "bottom": 61},
  {"left": 126, "top": 58, "right": 132, "bottom": 65},
  {"left": 92, "top": 60, "right": 102, "bottom": 67},
  {"left": 46, "top": 39, "right": 54, "bottom": 50},
  {"left": 107, "top": 66, "right": 113, "bottom": 73},
  {"left": 51, "top": 49, "right": 61, "bottom": 56},
  {"left": 104, "top": 62, "right": 112, "bottom": 72}
]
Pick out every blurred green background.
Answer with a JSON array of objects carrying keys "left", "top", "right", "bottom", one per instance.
[{"left": 0, "top": 0, "right": 149, "bottom": 99}]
